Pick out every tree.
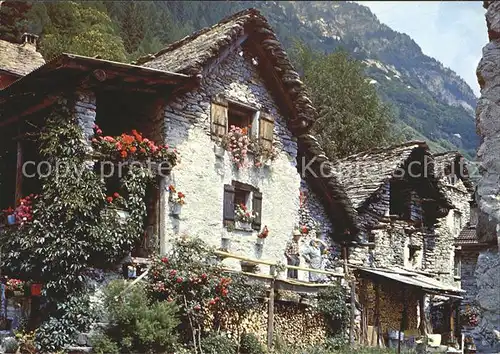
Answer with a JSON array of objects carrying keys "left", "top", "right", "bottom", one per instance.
[
  {"left": 292, "top": 41, "right": 395, "bottom": 159},
  {"left": 39, "top": 2, "right": 126, "bottom": 61},
  {"left": 0, "top": 0, "right": 32, "bottom": 43}
]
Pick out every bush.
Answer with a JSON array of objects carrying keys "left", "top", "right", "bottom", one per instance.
[
  {"left": 102, "top": 280, "right": 179, "bottom": 353},
  {"left": 3, "top": 337, "right": 19, "bottom": 354},
  {"left": 201, "top": 332, "right": 236, "bottom": 354},
  {"left": 35, "top": 293, "right": 95, "bottom": 352},
  {"left": 317, "top": 285, "right": 349, "bottom": 336},
  {"left": 240, "top": 333, "right": 265, "bottom": 354},
  {"left": 90, "top": 333, "right": 120, "bottom": 354}
]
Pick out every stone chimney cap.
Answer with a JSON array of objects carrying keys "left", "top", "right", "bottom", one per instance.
[{"left": 21, "top": 33, "right": 39, "bottom": 48}]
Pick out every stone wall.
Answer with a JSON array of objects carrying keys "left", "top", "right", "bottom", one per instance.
[
  {"left": 474, "top": 1, "right": 500, "bottom": 352},
  {"left": 459, "top": 250, "right": 480, "bottom": 307},
  {"left": 161, "top": 47, "right": 335, "bottom": 280}
]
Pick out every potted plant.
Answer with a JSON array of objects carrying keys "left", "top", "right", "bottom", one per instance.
[
  {"left": 256, "top": 225, "right": 269, "bottom": 245},
  {"left": 6, "top": 278, "right": 24, "bottom": 297},
  {"left": 252, "top": 141, "right": 278, "bottom": 168},
  {"left": 168, "top": 185, "right": 186, "bottom": 216},
  {"left": 30, "top": 283, "right": 42, "bottom": 297},
  {"left": 235, "top": 204, "right": 257, "bottom": 230},
  {"left": 460, "top": 305, "right": 481, "bottom": 329}
]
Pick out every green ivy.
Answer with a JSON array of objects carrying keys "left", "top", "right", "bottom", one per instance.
[
  {"left": 0, "top": 100, "right": 169, "bottom": 351},
  {"left": 316, "top": 285, "right": 350, "bottom": 338}
]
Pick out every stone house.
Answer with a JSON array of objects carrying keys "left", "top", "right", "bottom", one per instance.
[
  {"left": 0, "top": 34, "right": 45, "bottom": 89},
  {"left": 331, "top": 141, "right": 466, "bottom": 344},
  {"left": 0, "top": 9, "right": 357, "bottom": 281}
]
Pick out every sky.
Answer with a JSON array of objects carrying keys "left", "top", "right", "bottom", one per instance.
[{"left": 358, "top": 1, "right": 488, "bottom": 96}]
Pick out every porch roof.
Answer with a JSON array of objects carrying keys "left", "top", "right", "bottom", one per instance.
[{"left": 353, "top": 266, "right": 464, "bottom": 297}]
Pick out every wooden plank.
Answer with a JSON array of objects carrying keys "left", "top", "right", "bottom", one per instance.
[
  {"left": 267, "top": 279, "right": 275, "bottom": 350},
  {"left": 214, "top": 250, "right": 344, "bottom": 277},
  {"left": 350, "top": 279, "right": 356, "bottom": 346}
]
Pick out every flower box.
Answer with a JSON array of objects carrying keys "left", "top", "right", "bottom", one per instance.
[
  {"left": 214, "top": 144, "right": 225, "bottom": 158},
  {"left": 235, "top": 221, "right": 252, "bottom": 231}
]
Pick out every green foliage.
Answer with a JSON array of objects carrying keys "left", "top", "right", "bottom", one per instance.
[
  {"left": 1, "top": 102, "right": 151, "bottom": 299},
  {"left": 240, "top": 332, "right": 265, "bottom": 354},
  {"left": 201, "top": 332, "right": 237, "bottom": 354},
  {"left": 101, "top": 280, "right": 179, "bottom": 353},
  {"left": 35, "top": 293, "right": 95, "bottom": 353},
  {"left": 0, "top": 0, "right": 32, "bottom": 43},
  {"left": 39, "top": 1, "right": 126, "bottom": 61},
  {"left": 292, "top": 41, "right": 395, "bottom": 159},
  {"left": 90, "top": 333, "right": 120, "bottom": 354},
  {"left": 316, "top": 285, "right": 350, "bottom": 337}
]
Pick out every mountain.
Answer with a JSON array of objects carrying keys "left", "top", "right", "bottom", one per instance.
[{"left": 27, "top": 1, "right": 479, "bottom": 158}]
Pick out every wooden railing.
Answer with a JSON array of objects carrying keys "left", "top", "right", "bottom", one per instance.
[{"left": 213, "top": 250, "right": 345, "bottom": 279}]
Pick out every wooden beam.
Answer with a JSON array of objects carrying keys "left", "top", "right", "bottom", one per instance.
[
  {"left": 0, "top": 95, "right": 59, "bottom": 128},
  {"left": 375, "top": 283, "right": 381, "bottom": 347},
  {"left": 15, "top": 138, "right": 23, "bottom": 205},
  {"left": 159, "top": 177, "right": 168, "bottom": 255},
  {"left": 202, "top": 33, "right": 249, "bottom": 76},
  {"left": 267, "top": 278, "right": 275, "bottom": 350}
]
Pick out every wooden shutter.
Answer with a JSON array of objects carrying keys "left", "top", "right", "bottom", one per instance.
[
  {"left": 252, "top": 191, "right": 262, "bottom": 230},
  {"left": 211, "top": 98, "right": 228, "bottom": 137},
  {"left": 259, "top": 112, "right": 274, "bottom": 150},
  {"left": 223, "top": 184, "right": 235, "bottom": 225}
]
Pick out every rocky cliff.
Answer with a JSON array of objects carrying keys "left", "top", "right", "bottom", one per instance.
[{"left": 474, "top": 1, "right": 500, "bottom": 352}]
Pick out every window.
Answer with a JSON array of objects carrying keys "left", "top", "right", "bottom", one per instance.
[
  {"left": 453, "top": 210, "right": 462, "bottom": 237},
  {"left": 389, "top": 180, "right": 411, "bottom": 219},
  {"left": 210, "top": 96, "right": 275, "bottom": 149},
  {"left": 227, "top": 102, "right": 253, "bottom": 135},
  {"left": 223, "top": 181, "right": 262, "bottom": 230},
  {"left": 454, "top": 255, "right": 461, "bottom": 278}
]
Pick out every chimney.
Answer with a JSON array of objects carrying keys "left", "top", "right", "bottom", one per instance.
[{"left": 21, "top": 33, "right": 39, "bottom": 50}]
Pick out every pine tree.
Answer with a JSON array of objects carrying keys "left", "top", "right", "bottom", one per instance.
[{"left": 0, "top": 0, "right": 32, "bottom": 43}]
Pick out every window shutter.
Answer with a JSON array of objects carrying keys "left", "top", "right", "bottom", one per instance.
[
  {"left": 211, "top": 98, "right": 228, "bottom": 137},
  {"left": 259, "top": 112, "right": 274, "bottom": 150},
  {"left": 223, "top": 184, "right": 235, "bottom": 225},
  {"left": 252, "top": 191, "right": 262, "bottom": 230}
]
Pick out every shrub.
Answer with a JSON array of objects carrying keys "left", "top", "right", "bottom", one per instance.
[
  {"left": 316, "top": 285, "right": 349, "bottom": 336},
  {"left": 90, "top": 333, "right": 120, "bottom": 354},
  {"left": 240, "top": 332, "right": 265, "bottom": 354},
  {"left": 3, "top": 337, "right": 19, "bottom": 354},
  {"left": 201, "top": 332, "right": 236, "bottom": 354},
  {"left": 102, "top": 280, "right": 179, "bottom": 353}
]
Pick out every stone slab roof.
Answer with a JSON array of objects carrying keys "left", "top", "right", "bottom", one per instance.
[
  {"left": 135, "top": 8, "right": 317, "bottom": 133},
  {"left": 433, "top": 151, "right": 474, "bottom": 193},
  {"left": 0, "top": 39, "right": 45, "bottom": 77},
  {"left": 456, "top": 226, "right": 485, "bottom": 246},
  {"left": 332, "top": 141, "right": 427, "bottom": 209}
]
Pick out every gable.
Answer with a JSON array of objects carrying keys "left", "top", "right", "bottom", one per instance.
[{"left": 135, "top": 8, "right": 316, "bottom": 135}]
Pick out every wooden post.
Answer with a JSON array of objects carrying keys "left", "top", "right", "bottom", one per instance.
[
  {"left": 375, "top": 283, "right": 381, "bottom": 347},
  {"left": 350, "top": 279, "right": 356, "bottom": 346},
  {"left": 419, "top": 292, "right": 426, "bottom": 335},
  {"left": 398, "top": 287, "right": 408, "bottom": 354},
  {"left": 158, "top": 177, "right": 168, "bottom": 255},
  {"left": 15, "top": 139, "right": 23, "bottom": 205},
  {"left": 267, "top": 279, "right": 275, "bottom": 350}
]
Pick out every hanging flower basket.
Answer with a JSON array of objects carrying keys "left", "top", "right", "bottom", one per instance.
[
  {"left": 214, "top": 144, "right": 225, "bottom": 158},
  {"left": 31, "top": 283, "right": 42, "bottom": 297},
  {"left": 171, "top": 203, "right": 182, "bottom": 216},
  {"left": 7, "top": 214, "right": 16, "bottom": 225}
]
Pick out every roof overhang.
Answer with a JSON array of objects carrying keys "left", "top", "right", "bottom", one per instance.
[
  {"left": 352, "top": 266, "right": 464, "bottom": 297},
  {"left": 0, "top": 53, "right": 195, "bottom": 126}
]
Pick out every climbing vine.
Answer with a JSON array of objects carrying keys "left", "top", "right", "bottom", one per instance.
[{"left": 0, "top": 100, "right": 177, "bottom": 351}]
